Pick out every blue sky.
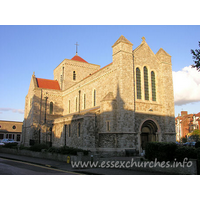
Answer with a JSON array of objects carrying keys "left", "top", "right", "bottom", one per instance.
[{"left": 0, "top": 25, "right": 200, "bottom": 121}]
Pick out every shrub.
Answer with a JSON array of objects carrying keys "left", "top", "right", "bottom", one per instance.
[
  {"left": 47, "top": 146, "right": 90, "bottom": 155},
  {"left": 174, "top": 146, "right": 197, "bottom": 161},
  {"left": 145, "top": 142, "right": 177, "bottom": 161},
  {"left": 181, "top": 136, "right": 187, "bottom": 143},
  {"left": 19, "top": 144, "right": 30, "bottom": 150},
  {"left": 29, "top": 143, "right": 49, "bottom": 152},
  {"left": 47, "top": 147, "right": 61, "bottom": 154}
]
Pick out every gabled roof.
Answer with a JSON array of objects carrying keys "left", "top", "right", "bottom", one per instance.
[
  {"left": 112, "top": 35, "right": 133, "bottom": 47},
  {"left": 71, "top": 54, "right": 88, "bottom": 63},
  {"left": 156, "top": 48, "right": 171, "bottom": 57},
  {"left": 36, "top": 78, "right": 60, "bottom": 90}
]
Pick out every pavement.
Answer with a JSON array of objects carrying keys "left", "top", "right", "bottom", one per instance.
[{"left": 0, "top": 152, "right": 169, "bottom": 175}]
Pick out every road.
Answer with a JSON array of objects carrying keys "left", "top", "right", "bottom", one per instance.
[{"left": 0, "top": 157, "right": 81, "bottom": 175}]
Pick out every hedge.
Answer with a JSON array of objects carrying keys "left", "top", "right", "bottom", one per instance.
[
  {"left": 195, "top": 141, "right": 200, "bottom": 148},
  {"left": 145, "top": 142, "right": 198, "bottom": 162},
  {"left": 174, "top": 146, "right": 197, "bottom": 161},
  {"left": 145, "top": 142, "right": 177, "bottom": 161}
]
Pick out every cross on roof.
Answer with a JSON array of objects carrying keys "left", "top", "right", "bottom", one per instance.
[
  {"left": 142, "top": 36, "right": 146, "bottom": 43},
  {"left": 75, "top": 42, "right": 79, "bottom": 55}
]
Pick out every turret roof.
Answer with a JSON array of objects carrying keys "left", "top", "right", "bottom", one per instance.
[{"left": 71, "top": 54, "right": 88, "bottom": 63}]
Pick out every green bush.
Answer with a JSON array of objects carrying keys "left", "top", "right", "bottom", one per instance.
[
  {"left": 174, "top": 146, "right": 197, "bottom": 161},
  {"left": 29, "top": 143, "right": 49, "bottom": 152},
  {"left": 47, "top": 146, "right": 61, "bottom": 154},
  {"left": 47, "top": 146, "right": 90, "bottom": 155},
  {"left": 181, "top": 136, "right": 187, "bottom": 143},
  {"left": 145, "top": 142, "right": 177, "bottom": 161},
  {"left": 19, "top": 144, "right": 30, "bottom": 150}
]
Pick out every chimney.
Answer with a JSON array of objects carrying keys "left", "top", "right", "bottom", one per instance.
[{"left": 181, "top": 111, "right": 188, "bottom": 117}]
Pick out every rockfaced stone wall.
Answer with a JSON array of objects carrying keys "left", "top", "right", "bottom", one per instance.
[{"left": 22, "top": 35, "right": 176, "bottom": 155}]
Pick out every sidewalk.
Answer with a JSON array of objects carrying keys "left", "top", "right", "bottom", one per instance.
[{"left": 0, "top": 152, "right": 168, "bottom": 175}]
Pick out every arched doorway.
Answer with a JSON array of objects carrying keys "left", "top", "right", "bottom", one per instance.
[{"left": 141, "top": 120, "right": 158, "bottom": 150}]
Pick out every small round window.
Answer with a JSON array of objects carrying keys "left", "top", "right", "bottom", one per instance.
[
  {"left": 0, "top": 125, "right": 1, "bottom": 129},
  {"left": 12, "top": 125, "right": 16, "bottom": 129}
]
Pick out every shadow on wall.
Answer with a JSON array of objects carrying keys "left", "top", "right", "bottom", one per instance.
[{"left": 22, "top": 85, "right": 176, "bottom": 152}]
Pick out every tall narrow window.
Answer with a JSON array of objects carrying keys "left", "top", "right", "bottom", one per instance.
[
  {"left": 62, "top": 67, "right": 64, "bottom": 79},
  {"left": 83, "top": 94, "right": 86, "bottom": 109},
  {"left": 50, "top": 102, "right": 53, "bottom": 114},
  {"left": 73, "top": 71, "right": 76, "bottom": 80},
  {"left": 77, "top": 123, "right": 81, "bottom": 137},
  {"left": 75, "top": 97, "right": 78, "bottom": 112},
  {"left": 136, "top": 68, "right": 141, "bottom": 99},
  {"left": 151, "top": 71, "right": 156, "bottom": 101},
  {"left": 93, "top": 89, "right": 96, "bottom": 107},
  {"left": 106, "top": 121, "right": 110, "bottom": 132},
  {"left": 68, "top": 100, "right": 70, "bottom": 114},
  {"left": 144, "top": 66, "right": 149, "bottom": 100}
]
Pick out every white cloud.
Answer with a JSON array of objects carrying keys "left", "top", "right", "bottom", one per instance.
[
  {"left": 173, "top": 66, "right": 200, "bottom": 105},
  {"left": 0, "top": 108, "right": 24, "bottom": 114}
]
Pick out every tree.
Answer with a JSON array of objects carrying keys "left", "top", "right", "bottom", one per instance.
[
  {"left": 189, "top": 129, "right": 200, "bottom": 142},
  {"left": 191, "top": 41, "right": 200, "bottom": 71},
  {"left": 181, "top": 136, "right": 187, "bottom": 143}
]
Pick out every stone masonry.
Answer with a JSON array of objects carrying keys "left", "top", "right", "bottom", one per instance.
[{"left": 22, "top": 35, "right": 176, "bottom": 156}]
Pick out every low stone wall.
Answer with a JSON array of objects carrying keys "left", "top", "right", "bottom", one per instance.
[{"left": 0, "top": 147, "right": 84, "bottom": 163}]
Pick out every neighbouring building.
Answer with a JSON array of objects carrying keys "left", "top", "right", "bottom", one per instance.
[
  {"left": 0, "top": 120, "right": 23, "bottom": 142},
  {"left": 175, "top": 111, "right": 200, "bottom": 141},
  {"left": 22, "top": 35, "right": 176, "bottom": 156}
]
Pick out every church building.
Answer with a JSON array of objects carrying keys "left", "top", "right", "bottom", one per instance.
[{"left": 22, "top": 35, "right": 176, "bottom": 156}]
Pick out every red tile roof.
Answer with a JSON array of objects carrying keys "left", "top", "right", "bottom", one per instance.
[
  {"left": 71, "top": 55, "right": 88, "bottom": 63},
  {"left": 36, "top": 78, "right": 60, "bottom": 90}
]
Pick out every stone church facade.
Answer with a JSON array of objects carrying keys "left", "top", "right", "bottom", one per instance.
[{"left": 22, "top": 35, "right": 176, "bottom": 156}]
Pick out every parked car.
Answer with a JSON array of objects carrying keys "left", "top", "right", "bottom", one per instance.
[
  {"left": 1, "top": 139, "right": 18, "bottom": 144},
  {"left": 0, "top": 140, "right": 5, "bottom": 146}
]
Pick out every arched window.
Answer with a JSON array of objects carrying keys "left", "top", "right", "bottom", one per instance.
[
  {"left": 73, "top": 71, "right": 76, "bottom": 80},
  {"left": 151, "top": 71, "right": 156, "bottom": 101},
  {"left": 50, "top": 102, "right": 53, "bottom": 114},
  {"left": 144, "top": 66, "right": 149, "bottom": 100},
  {"left": 93, "top": 89, "right": 96, "bottom": 106},
  {"left": 136, "top": 68, "right": 141, "bottom": 99},
  {"left": 77, "top": 123, "right": 81, "bottom": 137}
]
